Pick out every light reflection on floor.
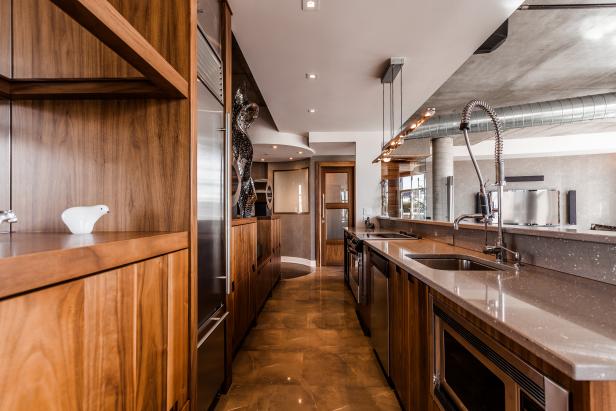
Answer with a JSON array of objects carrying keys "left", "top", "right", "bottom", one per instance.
[{"left": 215, "top": 266, "right": 401, "bottom": 411}]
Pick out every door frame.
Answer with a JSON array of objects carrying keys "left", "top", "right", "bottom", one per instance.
[{"left": 315, "top": 161, "right": 356, "bottom": 266}]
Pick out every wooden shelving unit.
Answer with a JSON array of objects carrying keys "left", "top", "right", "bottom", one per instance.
[
  {"left": 0, "top": 0, "right": 197, "bottom": 408},
  {"left": 0, "top": 0, "right": 189, "bottom": 99}
]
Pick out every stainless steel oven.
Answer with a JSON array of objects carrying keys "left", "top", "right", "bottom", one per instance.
[
  {"left": 347, "top": 235, "right": 363, "bottom": 304},
  {"left": 370, "top": 250, "right": 390, "bottom": 377},
  {"left": 431, "top": 301, "right": 569, "bottom": 411},
  {"left": 345, "top": 231, "right": 418, "bottom": 305}
]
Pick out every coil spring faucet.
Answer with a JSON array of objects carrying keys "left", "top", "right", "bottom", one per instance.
[{"left": 457, "top": 100, "right": 520, "bottom": 265}]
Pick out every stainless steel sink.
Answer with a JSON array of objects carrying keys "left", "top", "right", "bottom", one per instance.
[
  {"left": 407, "top": 256, "right": 500, "bottom": 271},
  {"left": 370, "top": 233, "right": 418, "bottom": 239}
]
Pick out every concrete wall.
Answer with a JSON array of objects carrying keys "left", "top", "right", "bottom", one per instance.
[{"left": 452, "top": 153, "right": 616, "bottom": 229}]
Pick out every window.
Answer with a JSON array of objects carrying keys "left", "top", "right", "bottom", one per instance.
[{"left": 400, "top": 174, "right": 426, "bottom": 219}]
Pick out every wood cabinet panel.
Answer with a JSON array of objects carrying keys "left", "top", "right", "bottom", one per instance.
[
  {"left": 389, "top": 265, "right": 431, "bottom": 411},
  {"left": 11, "top": 99, "right": 190, "bottom": 232},
  {"left": 0, "top": 100, "right": 9, "bottom": 212},
  {"left": 13, "top": 0, "right": 138, "bottom": 79},
  {"left": 231, "top": 221, "right": 257, "bottom": 351},
  {"left": 257, "top": 218, "right": 272, "bottom": 266},
  {"left": 83, "top": 264, "right": 136, "bottom": 410},
  {"left": 0, "top": 0, "right": 10, "bottom": 77},
  {"left": 12, "top": 0, "right": 189, "bottom": 80},
  {"left": 166, "top": 249, "right": 189, "bottom": 411},
  {"left": 134, "top": 256, "right": 167, "bottom": 411},
  {"left": 246, "top": 221, "right": 257, "bottom": 314},
  {"left": 0, "top": 280, "right": 85, "bottom": 410},
  {"left": 0, "top": 250, "right": 189, "bottom": 411},
  {"left": 389, "top": 264, "right": 410, "bottom": 411},
  {"left": 272, "top": 219, "right": 281, "bottom": 285}
]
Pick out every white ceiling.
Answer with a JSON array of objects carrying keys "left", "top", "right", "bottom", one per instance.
[
  {"left": 228, "top": 0, "right": 523, "bottom": 134},
  {"left": 253, "top": 144, "right": 313, "bottom": 162},
  {"left": 309, "top": 142, "right": 356, "bottom": 156}
]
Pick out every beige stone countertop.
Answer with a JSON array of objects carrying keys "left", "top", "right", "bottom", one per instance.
[{"left": 365, "top": 238, "right": 616, "bottom": 381}]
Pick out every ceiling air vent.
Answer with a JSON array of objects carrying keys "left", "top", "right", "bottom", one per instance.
[{"left": 475, "top": 20, "right": 508, "bottom": 54}]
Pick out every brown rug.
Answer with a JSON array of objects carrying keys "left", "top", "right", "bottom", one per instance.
[{"left": 280, "top": 262, "right": 313, "bottom": 279}]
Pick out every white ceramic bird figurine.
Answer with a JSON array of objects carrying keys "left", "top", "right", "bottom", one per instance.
[{"left": 61, "top": 205, "right": 109, "bottom": 234}]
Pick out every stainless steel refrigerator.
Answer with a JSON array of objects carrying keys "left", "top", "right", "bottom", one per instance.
[{"left": 196, "top": 26, "right": 230, "bottom": 410}]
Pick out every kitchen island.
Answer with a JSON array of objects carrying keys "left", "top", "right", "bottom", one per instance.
[{"left": 360, "top": 237, "right": 616, "bottom": 410}]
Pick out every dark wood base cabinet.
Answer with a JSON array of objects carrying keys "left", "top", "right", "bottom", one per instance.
[
  {"left": 389, "top": 264, "right": 430, "bottom": 411},
  {"left": 231, "top": 217, "right": 281, "bottom": 353},
  {"left": 0, "top": 249, "right": 189, "bottom": 411},
  {"left": 383, "top": 257, "right": 616, "bottom": 411}
]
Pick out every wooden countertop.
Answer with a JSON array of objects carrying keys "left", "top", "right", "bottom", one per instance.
[
  {"left": 232, "top": 217, "right": 257, "bottom": 226},
  {"left": 0, "top": 231, "right": 188, "bottom": 300}
]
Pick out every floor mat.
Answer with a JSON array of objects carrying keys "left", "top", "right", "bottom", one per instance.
[{"left": 281, "top": 262, "right": 313, "bottom": 279}]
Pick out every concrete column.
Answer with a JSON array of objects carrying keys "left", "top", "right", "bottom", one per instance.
[{"left": 432, "top": 137, "right": 454, "bottom": 221}]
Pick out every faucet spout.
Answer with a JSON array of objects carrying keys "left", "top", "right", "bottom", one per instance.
[
  {"left": 453, "top": 213, "right": 484, "bottom": 230},
  {"left": 0, "top": 210, "right": 18, "bottom": 226},
  {"left": 457, "top": 100, "right": 519, "bottom": 264}
]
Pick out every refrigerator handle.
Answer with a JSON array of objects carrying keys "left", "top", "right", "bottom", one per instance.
[{"left": 224, "top": 112, "right": 232, "bottom": 295}]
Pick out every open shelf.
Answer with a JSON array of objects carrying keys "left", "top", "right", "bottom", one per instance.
[{"left": 0, "top": 0, "right": 189, "bottom": 99}]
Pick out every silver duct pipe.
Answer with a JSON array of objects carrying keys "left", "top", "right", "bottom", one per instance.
[{"left": 405, "top": 92, "right": 616, "bottom": 140}]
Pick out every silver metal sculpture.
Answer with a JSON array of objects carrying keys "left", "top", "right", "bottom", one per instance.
[{"left": 232, "top": 88, "right": 259, "bottom": 217}]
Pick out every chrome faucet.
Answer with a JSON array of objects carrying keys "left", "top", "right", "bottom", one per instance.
[
  {"left": 452, "top": 213, "right": 489, "bottom": 249},
  {"left": 0, "top": 210, "right": 17, "bottom": 231},
  {"left": 455, "top": 100, "right": 520, "bottom": 265},
  {"left": 453, "top": 213, "right": 485, "bottom": 231}
]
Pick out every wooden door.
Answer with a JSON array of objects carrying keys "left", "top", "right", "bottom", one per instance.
[{"left": 317, "top": 164, "right": 355, "bottom": 266}]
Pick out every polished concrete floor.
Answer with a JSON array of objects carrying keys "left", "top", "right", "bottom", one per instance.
[{"left": 215, "top": 266, "right": 401, "bottom": 411}]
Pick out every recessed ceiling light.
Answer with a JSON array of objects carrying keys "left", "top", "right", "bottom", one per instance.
[
  {"left": 273, "top": 145, "right": 278, "bottom": 149},
  {"left": 289, "top": 157, "right": 294, "bottom": 160},
  {"left": 307, "top": 108, "right": 317, "bottom": 113},
  {"left": 261, "top": 158, "right": 265, "bottom": 161},
  {"left": 298, "top": 151, "right": 303, "bottom": 154},
  {"left": 305, "top": 73, "right": 318, "bottom": 80},
  {"left": 302, "top": 0, "right": 319, "bottom": 11}
]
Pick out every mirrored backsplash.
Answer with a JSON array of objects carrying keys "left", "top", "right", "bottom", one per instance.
[{"left": 381, "top": 150, "right": 616, "bottom": 237}]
